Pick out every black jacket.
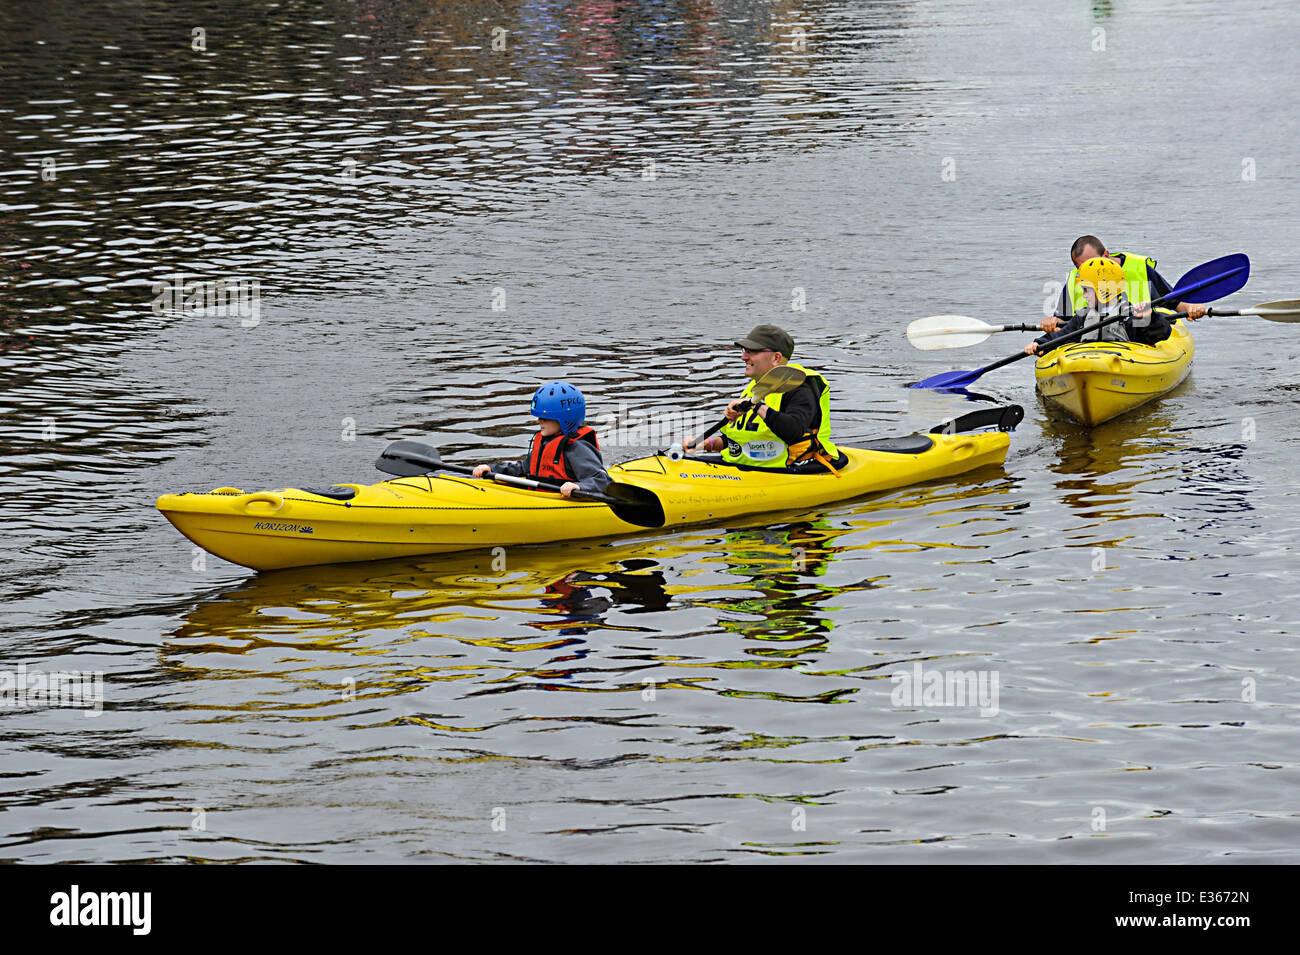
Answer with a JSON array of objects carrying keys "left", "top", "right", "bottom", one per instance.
[{"left": 758, "top": 378, "right": 823, "bottom": 444}]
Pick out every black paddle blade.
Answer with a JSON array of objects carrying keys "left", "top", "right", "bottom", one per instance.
[
  {"left": 602, "top": 482, "right": 666, "bottom": 529},
  {"left": 929, "top": 404, "right": 1024, "bottom": 435},
  {"left": 375, "top": 439, "right": 443, "bottom": 476}
]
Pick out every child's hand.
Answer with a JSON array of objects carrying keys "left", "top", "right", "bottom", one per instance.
[
  {"left": 1024, "top": 342, "right": 1039, "bottom": 355},
  {"left": 472, "top": 464, "right": 491, "bottom": 478},
  {"left": 560, "top": 482, "right": 579, "bottom": 498}
]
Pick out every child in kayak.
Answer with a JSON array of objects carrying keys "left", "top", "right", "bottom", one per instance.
[
  {"left": 1046, "top": 235, "right": 1207, "bottom": 328},
  {"left": 1028, "top": 235, "right": 1205, "bottom": 356},
  {"left": 472, "top": 381, "right": 611, "bottom": 499},
  {"left": 1027, "top": 255, "right": 1176, "bottom": 356}
]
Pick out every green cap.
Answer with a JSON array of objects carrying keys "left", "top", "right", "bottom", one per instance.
[{"left": 734, "top": 324, "right": 794, "bottom": 359}]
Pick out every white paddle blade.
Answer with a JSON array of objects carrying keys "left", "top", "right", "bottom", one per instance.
[
  {"left": 1247, "top": 299, "right": 1300, "bottom": 322},
  {"left": 906, "top": 314, "right": 997, "bottom": 350}
]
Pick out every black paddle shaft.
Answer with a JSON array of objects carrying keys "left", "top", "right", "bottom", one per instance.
[
  {"left": 379, "top": 440, "right": 572, "bottom": 493},
  {"left": 1029, "top": 263, "right": 1247, "bottom": 362},
  {"left": 442, "top": 457, "right": 615, "bottom": 502},
  {"left": 1034, "top": 309, "right": 1189, "bottom": 358},
  {"left": 374, "top": 439, "right": 665, "bottom": 527},
  {"left": 691, "top": 400, "right": 753, "bottom": 447}
]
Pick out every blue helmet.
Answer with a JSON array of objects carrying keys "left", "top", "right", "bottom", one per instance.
[{"left": 530, "top": 381, "right": 586, "bottom": 435}]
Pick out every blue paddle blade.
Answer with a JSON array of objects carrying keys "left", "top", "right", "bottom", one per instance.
[
  {"left": 1167, "top": 253, "right": 1250, "bottom": 303},
  {"left": 908, "top": 368, "right": 983, "bottom": 389}
]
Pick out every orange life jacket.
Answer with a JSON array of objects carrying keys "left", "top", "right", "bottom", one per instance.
[{"left": 527, "top": 426, "right": 599, "bottom": 483}]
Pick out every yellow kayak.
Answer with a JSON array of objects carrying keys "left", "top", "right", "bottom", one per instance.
[
  {"left": 157, "top": 409, "right": 1020, "bottom": 572},
  {"left": 1034, "top": 319, "right": 1194, "bottom": 426}
]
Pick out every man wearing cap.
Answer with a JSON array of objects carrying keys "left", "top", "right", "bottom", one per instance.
[{"left": 684, "top": 324, "right": 842, "bottom": 472}]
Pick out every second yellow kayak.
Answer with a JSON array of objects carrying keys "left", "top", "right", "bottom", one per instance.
[{"left": 1034, "top": 319, "right": 1194, "bottom": 426}]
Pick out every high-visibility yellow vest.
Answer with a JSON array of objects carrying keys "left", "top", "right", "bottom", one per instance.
[
  {"left": 1065, "top": 252, "right": 1155, "bottom": 314},
  {"left": 720, "top": 362, "right": 838, "bottom": 469}
]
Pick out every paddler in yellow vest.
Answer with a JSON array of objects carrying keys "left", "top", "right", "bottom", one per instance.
[
  {"left": 1027, "top": 234, "right": 1206, "bottom": 356},
  {"left": 683, "top": 324, "right": 845, "bottom": 472}
]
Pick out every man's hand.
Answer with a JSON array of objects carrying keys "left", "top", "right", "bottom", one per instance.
[
  {"left": 472, "top": 464, "right": 491, "bottom": 478},
  {"left": 1179, "top": 302, "right": 1207, "bottom": 320},
  {"left": 559, "top": 482, "right": 579, "bottom": 498},
  {"left": 1040, "top": 317, "right": 1062, "bottom": 333},
  {"left": 724, "top": 399, "right": 744, "bottom": 422},
  {"left": 1024, "top": 342, "right": 1039, "bottom": 356}
]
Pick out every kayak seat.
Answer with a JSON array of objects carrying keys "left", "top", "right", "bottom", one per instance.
[
  {"left": 300, "top": 485, "right": 359, "bottom": 501},
  {"left": 860, "top": 434, "right": 934, "bottom": 455}
]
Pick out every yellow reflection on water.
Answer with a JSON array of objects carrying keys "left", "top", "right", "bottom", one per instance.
[{"left": 162, "top": 471, "right": 1015, "bottom": 717}]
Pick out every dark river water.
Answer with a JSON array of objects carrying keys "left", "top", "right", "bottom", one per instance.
[{"left": 2, "top": 0, "right": 1299, "bottom": 863}]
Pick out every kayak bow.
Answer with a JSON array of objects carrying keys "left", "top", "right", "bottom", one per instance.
[{"left": 1034, "top": 319, "right": 1194, "bottom": 426}]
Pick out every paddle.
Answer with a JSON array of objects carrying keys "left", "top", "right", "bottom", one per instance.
[
  {"left": 908, "top": 253, "right": 1250, "bottom": 390},
  {"left": 906, "top": 315, "right": 1041, "bottom": 350},
  {"left": 1204, "top": 299, "right": 1300, "bottom": 322},
  {"left": 910, "top": 298, "right": 1300, "bottom": 353},
  {"left": 374, "top": 440, "right": 666, "bottom": 528},
  {"left": 669, "top": 365, "right": 807, "bottom": 458}
]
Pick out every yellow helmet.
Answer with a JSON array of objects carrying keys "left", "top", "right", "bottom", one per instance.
[{"left": 1077, "top": 256, "right": 1126, "bottom": 304}]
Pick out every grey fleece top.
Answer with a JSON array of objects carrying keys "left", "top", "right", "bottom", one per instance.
[{"left": 494, "top": 436, "right": 612, "bottom": 496}]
